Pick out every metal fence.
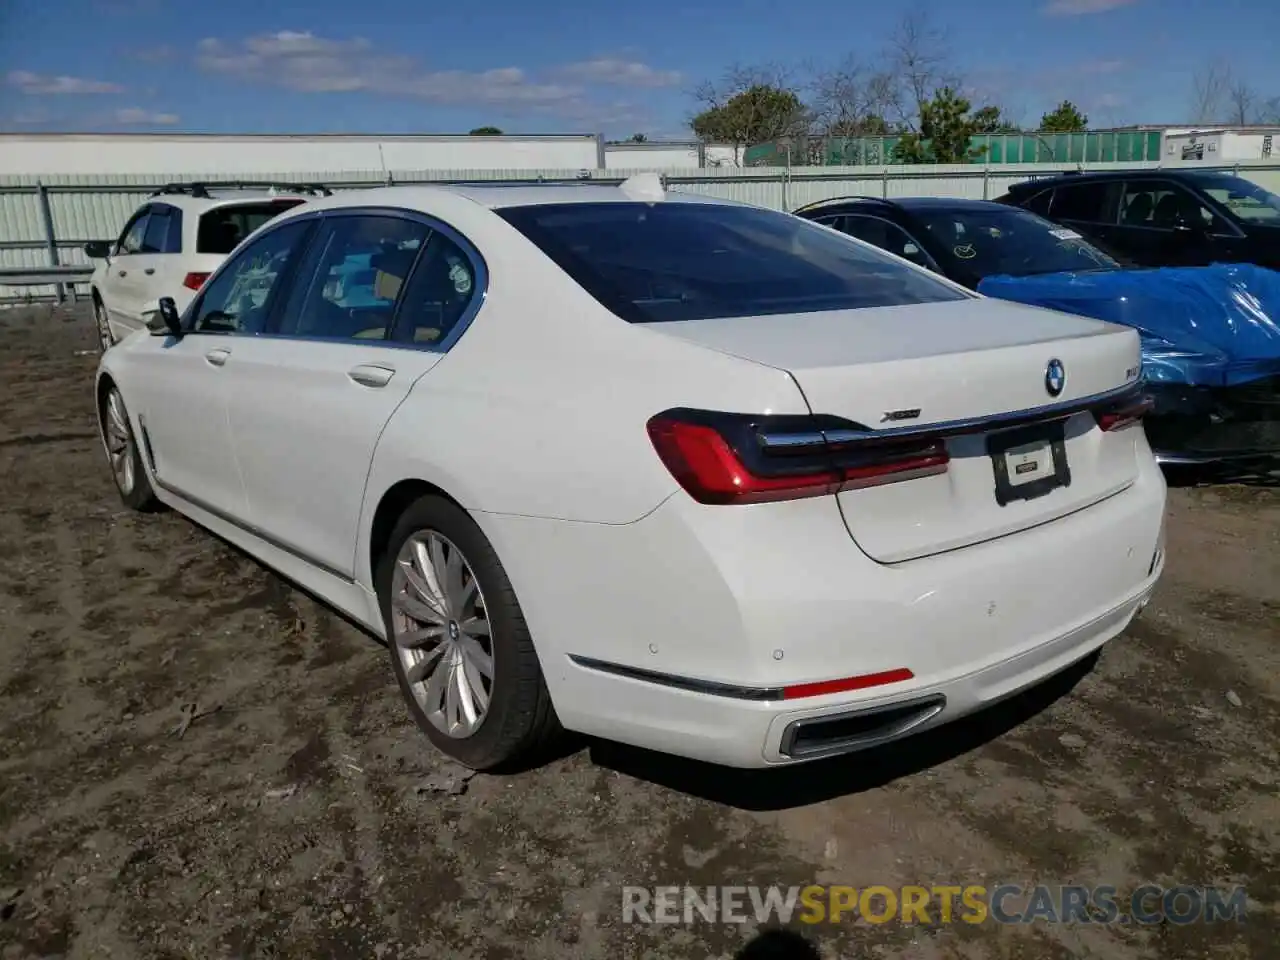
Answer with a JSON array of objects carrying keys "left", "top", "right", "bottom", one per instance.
[{"left": 4, "top": 160, "right": 1280, "bottom": 305}]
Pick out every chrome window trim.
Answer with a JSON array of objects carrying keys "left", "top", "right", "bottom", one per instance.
[{"left": 178, "top": 205, "right": 490, "bottom": 355}]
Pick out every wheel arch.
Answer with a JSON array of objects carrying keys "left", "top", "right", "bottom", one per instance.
[{"left": 366, "top": 477, "right": 467, "bottom": 590}]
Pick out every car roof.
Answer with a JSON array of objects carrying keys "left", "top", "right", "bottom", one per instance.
[
  {"left": 271, "top": 177, "right": 743, "bottom": 216},
  {"left": 794, "top": 195, "right": 1012, "bottom": 216},
  {"left": 1004, "top": 168, "right": 1242, "bottom": 194}
]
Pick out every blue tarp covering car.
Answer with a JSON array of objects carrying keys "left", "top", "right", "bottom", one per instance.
[
  {"left": 977, "top": 263, "right": 1280, "bottom": 388},
  {"left": 791, "top": 196, "right": 1280, "bottom": 464},
  {"left": 977, "top": 263, "right": 1280, "bottom": 463}
]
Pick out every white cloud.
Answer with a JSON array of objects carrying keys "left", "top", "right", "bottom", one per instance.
[
  {"left": 6, "top": 70, "right": 125, "bottom": 95},
  {"left": 1042, "top": 0, "right": 1139, "bottom": 15},
  {"left": 113, "top": 106, "right": 180, "bottom": 125},
  {"left": 554, "top": 58, "right": 682, "bottom": 89},
  {"left": 194, "top": 31, "right": 674, "bottom": 118}
]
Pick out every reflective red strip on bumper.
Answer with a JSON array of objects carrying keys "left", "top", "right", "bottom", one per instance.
[{"left": 782, "top": 667, "right": 915, "bottom": 700}]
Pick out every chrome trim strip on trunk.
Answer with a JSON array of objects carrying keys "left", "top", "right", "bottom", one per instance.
[{"left": 759, "top": 381, "right": 1144, "bottom": 451}]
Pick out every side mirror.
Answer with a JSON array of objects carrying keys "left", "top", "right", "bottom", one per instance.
[
  {"left": 156, "top": 296, "right": 183, "bottom": 338},
  {"left": 84, "top": 240, "right": 110, "bottom": 259}
]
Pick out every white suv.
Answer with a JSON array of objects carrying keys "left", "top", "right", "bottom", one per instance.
[{"left": 85, "top": 181, "right": 329, "bottom": 351}]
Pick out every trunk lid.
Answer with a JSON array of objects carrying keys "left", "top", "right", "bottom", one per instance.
[{"left": 649, "top": 298, "right": 1146, "bottom": 562}]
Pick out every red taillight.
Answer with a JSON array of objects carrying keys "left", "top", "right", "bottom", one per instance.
[
  {"left": 783, "top": 668, "right": 915, "bottom": 700},
  {"left": 183, "top": 272, "right": 211, "bottom": 291},
  {"left": 1097, "top": 395, "right": 1154, "bottom": 432},
  {"left": 646, "top": 412, "right": 949, "bottom": 505}
]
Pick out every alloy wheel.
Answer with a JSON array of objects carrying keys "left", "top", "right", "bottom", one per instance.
[
  {"left": 104, "top": 389, "right": 135, "bottom": 495},
  {"left": 390, "top": 530, "right": 494, "bottom": 738}
]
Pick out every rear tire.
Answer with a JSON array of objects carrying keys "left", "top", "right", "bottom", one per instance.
[
  {"left": 376, "top": 494, "right": 561, "bottom": 770},
  {"left": 101, "top": 385, "right": 160, "bottom": 512}
]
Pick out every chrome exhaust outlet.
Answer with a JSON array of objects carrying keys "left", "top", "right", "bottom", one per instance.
[{"left": 779, "top": 694, "right": 947, "bottom": 761}]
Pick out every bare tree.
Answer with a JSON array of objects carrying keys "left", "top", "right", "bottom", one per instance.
[
  {"left": 806, "top": 54, "right": 896, "bottom": 137},
  {"left": 1226, "top": 80, "right": 1258, "bottom": 125},
  {"left": 1190, "top": 60, "right": 1231, "bottom": 124},
  {"left": 883, "top": 6, "right": 961, "bottom": 131},
  {"left": 1261, "top": 96, "right": 1280, "bottom": 125}
]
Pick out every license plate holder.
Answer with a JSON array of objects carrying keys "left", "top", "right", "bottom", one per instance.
[{"left": 987, "top": 420, "right": 1072, "bottom": 507}]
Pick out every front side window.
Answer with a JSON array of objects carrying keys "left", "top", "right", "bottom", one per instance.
[
  {"left": 911, "top": 205, "right": 1120, "bottom": 278},
  {"left": 1121, "top": 182, "right": 1224, "bottom": 232},
  {"left": 497, "top": 201, "right": 967, "bottom": 324},
  {"left": 1186, "top": 172, "right": 1280, "bottom": 225},
  {"left": 276, "top": 215, "right": 428, "bottom": 340},
  {"left": 116, "top": 210, "right": 150, "bottom": 256},
  {"left": 189, "top": 219, "right": 313, "bottom": 334},
  {"left": 141, "top": 207, "right": 172, "bottom": 254}
]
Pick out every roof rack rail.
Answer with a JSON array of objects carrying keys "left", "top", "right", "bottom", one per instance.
[
  {"left": 149, "top": 181, "right": 333, "bottom": 198},
  {"left": 790, "top": 195, "right": 892, "bottom": 215}
]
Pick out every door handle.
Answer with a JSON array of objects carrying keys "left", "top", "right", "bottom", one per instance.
[
  {"left": 347, "top": 363, "right": 395, "bottom": 388},
  {"left": 205, "top": 348, "right": 231, "bottom": 367},
  {"left": 144, "top": 268, "right": 155, "bottom": 275}
]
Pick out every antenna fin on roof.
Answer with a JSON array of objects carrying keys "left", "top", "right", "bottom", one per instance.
[{"left": 619, "top": 172, "right": 665, "bottom": 202}]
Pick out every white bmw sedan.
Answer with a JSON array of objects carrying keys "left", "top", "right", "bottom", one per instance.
[{"left": 95, "top": 175, "right": 1167, "bottom": 770}]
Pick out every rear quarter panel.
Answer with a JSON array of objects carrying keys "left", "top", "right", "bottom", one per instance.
[{"left": 359, "top": 202, "right": 813, "bottom": 532}]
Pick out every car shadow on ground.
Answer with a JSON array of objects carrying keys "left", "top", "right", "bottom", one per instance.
[
  {"left": 1161, "top": 461, "right": 1280, "bottom": 489},
  {"left": 734, "top": 928, "right": 823, "bottom": 959},
  {"left": 586, "top": 651, "right": 1099, "bottom": 812}
]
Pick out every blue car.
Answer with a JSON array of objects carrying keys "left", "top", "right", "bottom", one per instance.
[{"left": 792, "top": 195, "right": 1280, "bottom": 466}]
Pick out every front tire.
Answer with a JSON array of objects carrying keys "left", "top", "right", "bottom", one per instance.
[
  {"left": 93, "top": 297, "right": 116, "bottom": 353},
  {"left": 101, "top": 386, "right": 159, "bottom": 512},
  {"left": 376, "top": 495, "right": 560, "bottom": 770}
]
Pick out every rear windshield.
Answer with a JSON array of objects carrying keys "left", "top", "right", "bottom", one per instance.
[
  {"left": 910, "top": 205, "right": 1121, "bottom": 278},
  {"left": 497, "top": 201, "right": 967, "bottom": 323},
  {"left": 197, "top": 200, "right": 306, "bottom": 254}
]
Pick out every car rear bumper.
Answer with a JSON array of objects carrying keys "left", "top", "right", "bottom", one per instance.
[
  {"left": 477, "top": 449, "right": 1167, "bottom": 768},
  {"left": 561, "top": 569, "right": 1157, "bottom": 767},
  {"left": 1146, "top": 376, "right": 1280, "bottom": 464}
]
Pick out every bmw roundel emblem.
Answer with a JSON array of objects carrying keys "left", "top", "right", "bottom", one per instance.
[{"left": 1045, "top": 358, "right": 1066, "bottom": 397}]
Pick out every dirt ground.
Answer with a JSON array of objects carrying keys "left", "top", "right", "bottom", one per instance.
[{"left": 0, "top": 302, "right": 1277, "bottom": 960}]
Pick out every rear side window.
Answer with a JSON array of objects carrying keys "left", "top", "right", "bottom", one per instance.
[
  {"left": 497, "top": 201, "right": 967, "bottom": 324},
  {"left": 197, "top": 200, "right": 306, "bottom": 254},
  {"left": 1050, "top": 182, "right": 1121, "bottom": 224},
  {"left": 1020, "top": 189, "right": 1054, "bottom": 217}
]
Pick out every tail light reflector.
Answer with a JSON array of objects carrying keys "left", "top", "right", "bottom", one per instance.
[
  {"left": 1097, "top": 395, "right": 1153, "bottom": 432},
  {"left": 183, "top": 272, "right": 211, "bottom": 291},
  {"left": 646, "top": 410, "right": 949, "bottom": 506}
]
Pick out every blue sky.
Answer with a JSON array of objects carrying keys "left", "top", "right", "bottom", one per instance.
[{"left": 1, "top": 0, "right": 1277, "bottom": 138}]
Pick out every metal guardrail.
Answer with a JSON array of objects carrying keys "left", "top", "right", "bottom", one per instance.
[{"left": 0, "top": 264, "right": 93, "bottom": 305}]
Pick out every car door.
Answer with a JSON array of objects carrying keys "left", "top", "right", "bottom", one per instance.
[
  {"left": 134, "top": 215, "right": 318, "bottom": 522},
  {"left": 222, "top": 210, "right": 483, "bottom": 581},
  {"left": 100, "top": 207, "right": 152, "bottom": 333},
  {"left": 1114, "top": 180, "right": 1226, "bottom": 267},
  {"left": 132, "top": 203, "right": 185, "bottom": 321},
  {"left": 1044, "top": 180, "right": 1126, "bottom": 259}
]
